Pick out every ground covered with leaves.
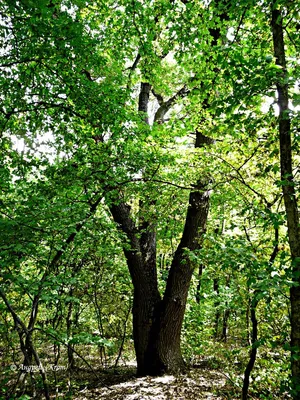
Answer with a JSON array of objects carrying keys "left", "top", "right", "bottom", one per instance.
[{"left": 68, "top": 366, "right": 237, "bottom": 400}]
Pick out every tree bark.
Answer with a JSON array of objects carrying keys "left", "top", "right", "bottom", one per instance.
[
  {"left": 144, "top": 176, "right": 211, "bottom": 375},
  {"left": 220, "top": 275, "right": 231, "bottom": 342},
  {"left": 271, "top": 5, "right": 300, "bottom": 395},
  {"left": 109, "top": 201, "right": 161, "bottom": 376},
  {"left": 242, "top": 226, "right": 279, "bottom": 399},
  {"left": 109, "top": 82, "right": 163, "bottom": 375},
  {"left": 106, "top": 0, "right": 229, "bottom": 375},
  {"left": 242, "top": 296, "right": 258, "bottom": 400}
]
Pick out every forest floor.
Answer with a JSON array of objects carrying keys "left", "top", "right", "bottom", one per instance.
[{"left": 70, "top": 364, "right": 238, "bottom": 400}]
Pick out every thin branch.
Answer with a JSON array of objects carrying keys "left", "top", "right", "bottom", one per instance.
[
  {"left": 229, "top": 174, "right": 267, "bottom": 202},
  {"left": 284, "top": 28, "right": 299, "bottom": 52},
  {"left": 0, "top": 210, "right": 48, "bottom": 233},
  {"left": 232, "top": 7, "right": 248, "bottom": 44},
  {"left": 48, "top": 194, "right": 103, "bottom": 270},
  {"left": 269, "top": 227, "right": 279, "bottom": 264},
  {"left": 236, "top": 146, "right": 260, "bottom": 172},
  {"left": 0, "top": 57, "right": 42, "bottom": 67},
  {"left": 127, "top": 53, "right": 141, "bottom": 71},
  {"left": 207, "top": 151, "right": 276, "bottom": 207},
  {"left": 0, "top": 288, "right": 28, "bottom": 333},
  {"left": 243, "top": 225, "right": 255, "bottom": 250},
  {"left": 126, "top": 53, "right": 141, "bottom": 89}
]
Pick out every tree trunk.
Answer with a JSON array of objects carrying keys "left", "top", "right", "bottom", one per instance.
[
  {"left": 109, "top": 200, "right": 161, "bottom": 376},
  {"left": 109, "top": 139, "right": 211, "bottom": 375},
  {"left": 66, "top": 296, "right": 75, "bottom": 370},
  {"left": 220, "top": 276, "right": 231, "bottom": 342},
  {"left": 271, "top": 5, "right": 300, "bottom": 395},
  {"left": 221, "top": 308, "right": 230, "bottom": 342},
  {"left": 242, "top": 296, "right": 258, "bottom": 400},
  {"left": 109, "top": 82, "right": 162, "bottom": 375}
]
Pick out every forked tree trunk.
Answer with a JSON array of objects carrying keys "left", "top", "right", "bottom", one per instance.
[
  {"left": 110, "top": 180, "right": 211, "bottom": 375},
  {"left": 271, "top": 5, "right": 300, "bottom": 396}
]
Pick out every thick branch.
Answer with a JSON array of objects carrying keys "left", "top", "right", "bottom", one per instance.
[
  {"left": 154, "top": 85, "right": 189, "bottom": 123},
  {"left": 138, "top": 82, "right": 151, "bottom": 123}
]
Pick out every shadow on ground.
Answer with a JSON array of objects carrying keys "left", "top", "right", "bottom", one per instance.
[{"left": 72, "top": 366, "right": 237, "bottom": 399}]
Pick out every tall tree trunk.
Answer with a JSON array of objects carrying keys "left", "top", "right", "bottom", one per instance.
[
  {"left": 108, "top": 0, "right": 229, "bottom": 370},
  {"left": 109, "top": 82, "right": 162, "bottom": 376},
  {"left": 66, "top": 294, "right": 75, "bottom": 370},
  {"left": 271, "top": 5, "right": 300, "bottom": 395},
  {"left": 221, "top": 308, "right": 230, "bottom": 342},
  {"left": 242, "top": 228, "right": 279, "bottom": 399},
  {"left": 110, "top": 201, "right": 161, "bottom": 376},
  {"left": 220, "top": 275, "right": 231, "bottom": 342}
]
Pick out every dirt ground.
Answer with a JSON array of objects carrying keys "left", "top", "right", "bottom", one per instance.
[{"left": 72, "top": 366, "right": 238, "bottom": 400}]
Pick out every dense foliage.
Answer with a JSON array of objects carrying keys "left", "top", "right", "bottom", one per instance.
[{"left": 0, "top": 0, "right": 299, "bottom": 399}]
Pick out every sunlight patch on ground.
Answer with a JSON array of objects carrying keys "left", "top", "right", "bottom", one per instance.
[
  {"left": 151, "top": 375, "right": 175, "bottom": 384},
  {"left": 75, "top": 368, "right": 232, "bottom": 400}
]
